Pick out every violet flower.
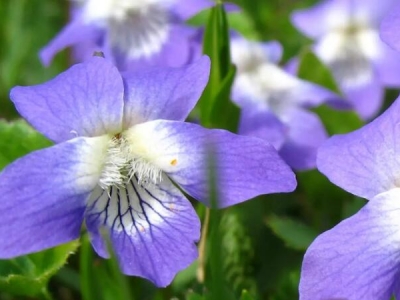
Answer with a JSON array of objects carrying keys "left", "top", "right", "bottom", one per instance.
[
  {"left": 291, "top": 0, "right": 400, "bottom": 119},
  {"left": 40, "top": 0, "right": 214, "bottom": 70},
  {"left": 231, "top": 37, "right": 333, "bottom": 170},
  {"left": 299, "top": 94, "right": 400, "bottom": 299},
  {"left": 0, "top": 56, "right": 296, "bottom": 287}
]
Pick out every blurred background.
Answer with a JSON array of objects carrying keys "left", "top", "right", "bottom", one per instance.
[{"left": 0, "top": 0, "right": 397, "bottom": 299}]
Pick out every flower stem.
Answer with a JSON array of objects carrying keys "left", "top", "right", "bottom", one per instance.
[{"left": 197, "top": 207, "right": 210, "bottom": 283}]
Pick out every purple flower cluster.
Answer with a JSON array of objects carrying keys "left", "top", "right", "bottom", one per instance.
[
  {"left": 297, "top": 1, "right": 400, "bottom": 299},
  {"left": 292, "top": 0, "right": 400, "bottom": 119},
  {"left": 5, "top": 0, "right": 400, "bottom": 294}
]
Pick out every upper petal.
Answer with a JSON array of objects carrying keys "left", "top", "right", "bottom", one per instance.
[
  {"left": 10, "top": 57, "right": 124, "bottom": 143},
  {"left": 300, "top": 188, "right": 400, "bottom": 300},
  {"left": 0, "top": 136, "right": 107, "bottom": 258},
  {"left": 291, "top": 0, "right": 351, "bottom": 39},
  {"left": 85, "top": 174, "right": 200, "bottom": 287},
  {"left": 172, "top": 0, "right": 215, "bottom": 20},
  {"left": 124, "top": 120, "right": 297, "bottom": 208},
  {"left": 122, "top": 56, "right": 210, "bottom": 128},
  {"left": 292, "top": 0, "right": 396, "bottom": 39},
  {"left": 40, "top": 16, "right": 103, "bottom": 66},
  {"left": 317, "top": 98, "right": 400, "bottom": 199}
]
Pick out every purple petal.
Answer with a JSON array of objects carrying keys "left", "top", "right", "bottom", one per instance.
[
  {"left": 279, "top": 108, "right": 327, "bottom": 171},
  {"left": 125, "top": 120, "right": 297, "bottom": 208},
  {"left": 373, "top": 41, "right": 400, "bottom": 86},
  {"left": 172, "top": 0, "right": 215, "bottom": 20},
  {"left": 341, "top": 74, "right": 384, "bottom": 120},
  {"left": 317, "top": 98, "right": 400, "bottom": 199},
  {"left": 380, "top": 3, "right": 400, "bottom": 52},
  {"left": 0, "top": 137, "right": 104, "bottom": 258},
  {"left": 119, "top": 25, "right": 197, "bottom": 71},
  {"left": 291, "top": 0, "right": 350, "bottom": 38},
  {"left": 85, "top": 175, "right": 199, "bottom": 287},
  {"left": 40, "top": 17, "right": 102, "bottom": 66},
  {"left": 11, "top": 57, "right": 124, "bottom": 142},
  {"left": 292, "top": 0, "right": 396, "bottom": 38},
  {"left": 122, "top": 56, "right": 210, "bottom": 128},
  {"left": 300, "top": 189, "right": 400, "bottom": 300},
  {"left": 261, "top": 41, "right": 283, "bottom": 64},
  {"left": 239, "top": 108, "right": 287, "bottom": 150}
]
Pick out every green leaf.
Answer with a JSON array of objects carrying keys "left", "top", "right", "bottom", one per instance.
[
  {"left": 186, "top": 291, "right": 205, "bottom": 300},
  {"left": 265, "top": 215, "right": 318, "bottom": 251},
  {"left": 0, "top": 119, "right": 52, "bottom": 170},
  {"left": 240, "top": 290, "right": 254, "bottom": 300},
  {"left": 297, "top": 49, "right": 341, "bottom": 95},
  {"left": 80, "top": 234, "right": 133, "bottom": 300},
  {"left": 198, "top": 3, "right": 239, "bottom": 131},
  {"left": 0, "top": 241, "right": 79, "bottom": 298},
  {"left": 312, "top": 104, "right": 364, "bottom": 135},
  {"left": 209, "top": 65, "right": 240, "bottom": 131}
]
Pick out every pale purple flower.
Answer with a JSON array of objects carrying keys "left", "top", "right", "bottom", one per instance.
[
  {"left": 292, "top": 0, "right": 400, "bottom": 119},
  {"left": 231, "top": 37, "right": 334, "bottom": 170},
  {"left": 40, "top": 0, "right": 213, "bottom": 70},
  {"left": 0, "top": 56, "right": 296, "bottom": 286},
  {"left": 300, "top": 95, "right": 400, "bottom": 299}
]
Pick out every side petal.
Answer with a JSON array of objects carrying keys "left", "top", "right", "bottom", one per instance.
[
  {"left": 291, "top": 0, "right": 350, "bottom": 38},
  {"left": 0, "top": 136, "right": 108, "bottom": 258},
  {"left": 279, "top": 108, "right": 328, "bottom": 171},
  {"left": 85, "top": 175, "right": 200, "bottom": 287},
  {"left": 239, "top": 108, "right": 287, "bottom": 150},
  {"left": 124, "top": 120, "right": 297, "bottom": 208},
  {"left": 39, "top": 17, "right": 103, "bottom": 66},
  {"left": 122, "top": 56, "right": 210, "bottom": 128},
  {"left": 380, "top": 3, "right": 400, "bottom": 52},
  {"left": 261, "top": 41, "right": 283, "bottom": 64},
  {"left": 317, "top": 98, "right": 400, "bottom": 199},
  {"left": 373, "top": 41, "right": 400, "bottom": 87},
  {"left": 10, "top": 57, "right": 124, "bottom": 143},
  {"left": 341, "top": 73, "right": 384, "bottom": 120},
  {"left": 300, "top": 188, "right": 400, "bottom": 300}
]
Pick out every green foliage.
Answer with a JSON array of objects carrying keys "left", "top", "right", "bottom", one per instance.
[
  {"left": 220, "top": 209, "right": 257, "bottom": 296},
  {"left": 265, "top": 215, "right": 318, "bottom": 251},
  {"left": 0, "top": 0, "right": 68, "bottom": 119},
  {"left": 198, "top": 3, "right": 240, "bottom": 132},
  {"left": 0, "top": 241, "right": 79, "bottom": 298},
  {"left": 297, "top": 50, "right": 341, "bottom": 94},
  {"left": 313, "top": 105, "right": 364, "bottom": 135},
  {"left": 240, "top": 290, "right": 255, "bottom": 300},
  {"left": 80, "top": 234, "right": 133, "bottom": 300},
  {"left": 0, "top": 120, "right": 52, "bottom": 169}
]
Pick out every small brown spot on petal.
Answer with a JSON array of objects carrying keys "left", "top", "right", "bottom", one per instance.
[{"left": 170, "top": 159, "right": 178, "bottom": 166}]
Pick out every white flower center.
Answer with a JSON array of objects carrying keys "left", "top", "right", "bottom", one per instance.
[
  {"left": 231, "top": 40, "right": 300, "bottom": 115},
  {"left": 316, "top": 24, "right": 378, "bottom": 88},
  {"left": 99, "top": 133, "right": 162, "bottom": 190},
  {"left": 80, "top": 0, "right": 173, "bottom": 59}
]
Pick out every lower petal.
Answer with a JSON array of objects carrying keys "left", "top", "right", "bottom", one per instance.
[
  {"left": 239, "top": 108, "right": 287, "bottom": 150},
  {"left": 342, "top": 74, "right": 384, "bottom": 120},
  {"left": 279, "top": 109, "right": 327, "bottom": 170},
  {"left": 0, "top": 137, "right": 105, "bottom": 258},
  {"left": 85, "top": 174, "right": 200, "bottom": 287},
  {"left": 300, "top": 188, "right": 400, "bottom": 300}
]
